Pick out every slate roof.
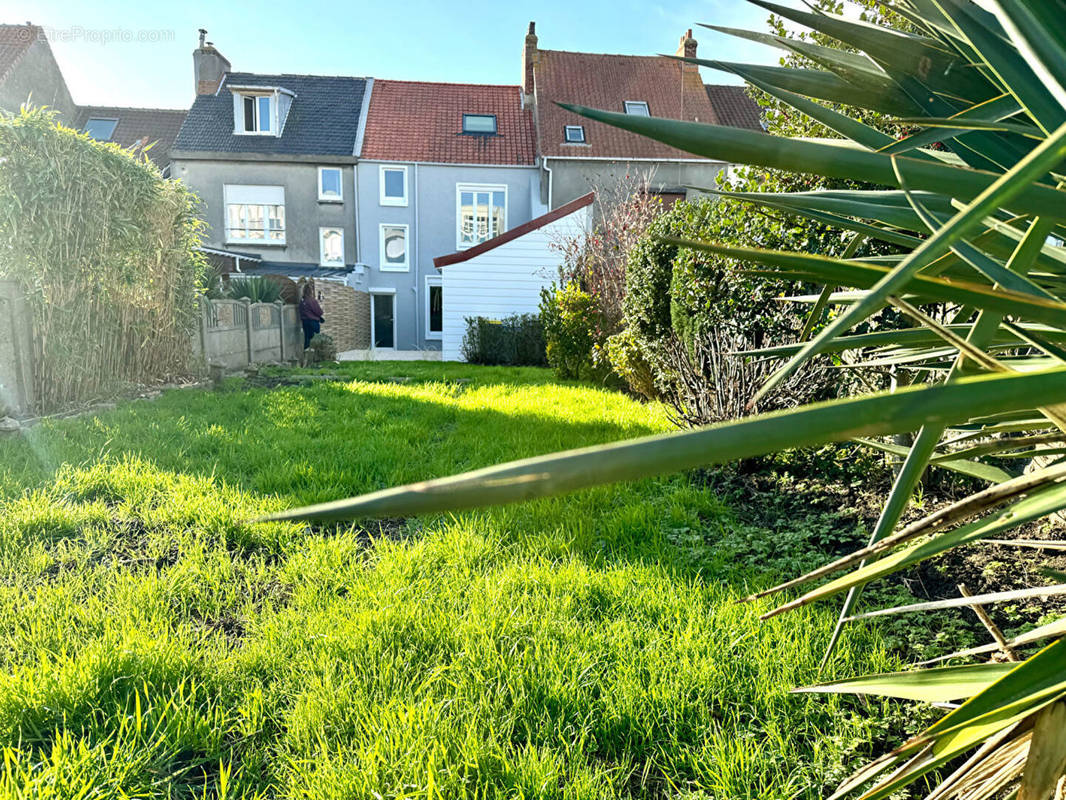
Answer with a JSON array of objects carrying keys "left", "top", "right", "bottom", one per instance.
[
  {"left": 243, "top": 262, "right": 352, "bottom": 279},
  {"left": 173, "top": 72, "right": 367, "bottom": 157},
  {"left": 704, "top": 85, "right": 763, "bottom": 131},
  {"left": 533, "top": 49, "right": 718, "bottom": 160},
  {"left": 74, "top": 106, "right": 187, "bottom": 167},
  {"left": 360, "top": 79, "right": 535, "bottom": 165},
  {"left": 0, "top": 24, "right": 38, "bottom": 83}
]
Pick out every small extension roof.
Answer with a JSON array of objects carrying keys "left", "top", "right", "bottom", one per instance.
[{"left": 75, "top": 106, "right": 187, "bottom": 167}]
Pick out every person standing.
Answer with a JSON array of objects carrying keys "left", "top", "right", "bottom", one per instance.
[{"left": 299, "top": 282, "right": 325, "bottom": 349}]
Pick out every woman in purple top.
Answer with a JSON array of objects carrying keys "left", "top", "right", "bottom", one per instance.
[{"left": 298, "top": 282, "right": 325, "bottom": 349}]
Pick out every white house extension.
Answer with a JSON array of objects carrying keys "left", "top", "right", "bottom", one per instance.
[{"left": 433, "top": 192, "right": 594, "bottom": 361}]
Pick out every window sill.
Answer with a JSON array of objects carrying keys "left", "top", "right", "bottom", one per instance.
[
  {"left": 226, "top": 239, "right": 287, "bottom": 247},
  {"left": 317, "top": 197, "right": 344, "bottom": 204},
  {"left": 379, "top": 265, "right": 409, "bottom": 272},
  {"left": 232, "top": 131, "right": 279, "bottom": 137},
  {"left": 425, "top": 333, "right": 442, "bottom": 340},
  {"left": 379, "top": 199, "right": 409, "bottom": 207},
  {"left": 561, "top": 142, "right": 590, "bottom": 147}
]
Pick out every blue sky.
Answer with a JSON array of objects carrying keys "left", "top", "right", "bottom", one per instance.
[{"left": 1, "top": 0, "right": 780, "bottom": 108}]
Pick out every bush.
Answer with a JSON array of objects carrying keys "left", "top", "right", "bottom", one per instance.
[
  {"left": 0, "top": 107, "right": 205, "bottom": 412},
  {"left": 226, "top": 275, "right": 281, "bottom": 304},
  {"left": 540, "top": 284, "right": 616, "bottom": 381},
  {"left": 307, "top": 333, "right": 337, "bottom": 363},
  {"left": 460, "top": 314, "right": 546, "bottom": 366}
]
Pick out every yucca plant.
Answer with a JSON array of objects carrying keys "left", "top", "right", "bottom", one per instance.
[{"left": 266, "top": 1, "right": 1066, "bottom": 797}]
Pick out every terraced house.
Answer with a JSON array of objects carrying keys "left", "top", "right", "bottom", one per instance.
[{"left": 355, "top": 79, "right": 540, "bottom": 353}]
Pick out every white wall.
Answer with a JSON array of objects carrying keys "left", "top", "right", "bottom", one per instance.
[{"left": 440, "top": 204, "right": 591, "bottom": 361}]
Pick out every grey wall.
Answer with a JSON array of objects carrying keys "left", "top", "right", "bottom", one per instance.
[
  {"left": 192, "top": 298, "right": 302, "bottom": 369},
  {"left": 354, "top": 161, "right": 544, "bottom": 351},
  {"left": 172, "top": 158, "right": 358, "bottom": 266},
  {"left": 0, "top": 38, "right": 77, "bottom": 121},
  {"left": 544, "top": 158, "right": 724, "bottom": 209}
]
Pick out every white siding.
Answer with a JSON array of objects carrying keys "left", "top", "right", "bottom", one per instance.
[{"left": 440, "top": 205, "right": 591, "bottom": 361}]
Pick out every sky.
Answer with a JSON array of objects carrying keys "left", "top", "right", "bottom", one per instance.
[{"left": 0, "top": 0, "right": 781, "bottom": 109}]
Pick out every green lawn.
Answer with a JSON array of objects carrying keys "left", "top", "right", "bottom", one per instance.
[{"left": 0, "top": 363, "right": 901, "bottom": 799}]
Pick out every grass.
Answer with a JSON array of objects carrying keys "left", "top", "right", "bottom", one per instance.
[{"left": 0, "top": 362, "right": 907, "bottom": 799}]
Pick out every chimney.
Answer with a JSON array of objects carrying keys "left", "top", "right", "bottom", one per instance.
[
  {"left": 522, "top": 21, "right": 538, "bottom": 106},
  {"left": 193, "top": 29, "right": 231, "bottom": 96},
  {"left": 676, "top": 28, "right": 697, "bottom": 74}
]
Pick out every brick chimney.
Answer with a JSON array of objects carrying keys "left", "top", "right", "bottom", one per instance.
[
  {"left": 522, "top": 21, "right": 538, "bottom": 107},
  {"left": 193, "top": 29, "right": 230, "bottom": 95},
  {"left": 676, "top": 28, "right": 697, "bottom": 74}
]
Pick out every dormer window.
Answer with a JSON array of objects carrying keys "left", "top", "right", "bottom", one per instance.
[
  {"left": 624, "top": 101, "right": 650, "bottom": 116},
  {"left": 462, "top": 114, "right": 497, "bottom": 135},
  {"left": 230, "top": 86, "right": 293, "bottom": 136},
  {"left": 84, "top": 118, "right": 118, "bottom": 140},
  {"left": 564, "top": 125, "right": 586, "bottom": 144}
]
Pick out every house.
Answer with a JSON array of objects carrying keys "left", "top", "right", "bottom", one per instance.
[
  {"left": 0, "top": 23, "right": 187, "bottom": 172},
  {"left": 170, "top": 33, "right": 374, "bottom": 351},
  {"left": 434, "top": 193, "right": 592, "bottom": 361},
  {"left": 0, "top": 23, "right": 77, "bottom": 120},
  {"left": 522, "top": 23, "right": 762, "bottom": 209},
  {"left": 355, "top": 79, "right": 541, "bottom": 354}
]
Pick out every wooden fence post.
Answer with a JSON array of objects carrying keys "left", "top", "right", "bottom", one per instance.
[{"left": 275, "top": 300, "right": 285, "bottom": 363}]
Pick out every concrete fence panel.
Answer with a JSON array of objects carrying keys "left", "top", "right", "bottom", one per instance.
[{"left": 0, "top": 281, "right": 34, "bottom": 416}]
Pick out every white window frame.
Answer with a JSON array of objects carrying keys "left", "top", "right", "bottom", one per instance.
[
  {"left": 223, "top": 185, "right": 286, "bottom": 245},
  {"left": 455, "top": 183, "right": 508, "bottom": 250},
  {"left": 379, "top": 223, "right": 409, "bottom": 271},
  {"left": 564, "top": 125, "right": 586, "bottom": 143},
  {"left": 234, "top": 91, "right": 278, "bottom": 135},
  {"left": 319, "top": 227, "right": 345, "bottom": 267},
  {"left": 425, "top": 276, "right": 443, "bottom": 340},
  {"left": 318, "top": 167, "right": 343, "bottom": 202},
  {"left": 624, "top": 100, "right": 650, "bottom": 116},
  {"left": 379, "top": 165, "right": 408, "bottom": 207}
]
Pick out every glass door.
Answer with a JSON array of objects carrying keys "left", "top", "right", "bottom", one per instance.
[{"left": 372, "top": 293, "right": 394, "bottom": 348}]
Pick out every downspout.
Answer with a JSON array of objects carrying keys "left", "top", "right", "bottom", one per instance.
[
  {"left": 414, "top": 162, "right": 421, "bottom": 347},
  {"left": 542, "top": 156, "right": 553, "bottom": 210}
]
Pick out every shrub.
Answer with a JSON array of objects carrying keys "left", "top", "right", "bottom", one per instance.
[
  {"left": 0, "top": 106, "right": 205, "bottom": 412},
  {"left": 460, "top": 315, "right": 545, "bottom": 367},
  {"left": 539, "top": 284, "right": 611, "bottom": 381},
  {"left": 226, "top": 275, "right": 282, "bottom": 304},
  {"left": 307, "top": 333, "right": 337, "bottom": 363}
]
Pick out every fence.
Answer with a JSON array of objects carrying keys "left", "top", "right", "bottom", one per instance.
[
  {"left": 193, "top": 298, "right": 303, "bottom": 370},
  {"left": 0, "top": 280, "right": 34, "bottom": 415}
]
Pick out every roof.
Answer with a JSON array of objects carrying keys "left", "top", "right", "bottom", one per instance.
[
  {"left": 434, "top": 191, "right": 593, "bottom": 268},
  {"left": 74, "top": 106, "right": 187, "bottom": 167},
  {"left": 534, "top": 50, "right": 718, "bottom": 160},
  {"left": 704, "top": 85, "right": 763, "bottom": 131},
  {"left": 360, "top": 79, "right": 536, "bottom": 165},
  {"left": 173, "top": 72, "right": 368, "bottom": 157},
  {"left": 242, "top": 262, "right": 353, "bottom": 279},
  {"left": 0, "top": 24, "right": 38, "bottom": 84}
]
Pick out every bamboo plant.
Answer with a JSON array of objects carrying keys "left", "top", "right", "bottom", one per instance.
[{"left": 269, "top": 1, "right": 1066, "bottom": 796}]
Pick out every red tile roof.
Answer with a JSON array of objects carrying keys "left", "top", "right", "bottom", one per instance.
[
  {"left": 434, "top": 192, "right": 594, "bottom": 268},
  {"left": 0, "top": 24, "right": 40, "bottom": 83},
  {"left": 361, "top": 79, "right": 536, "bottom": 165},
  {"left": 533, "top": 49, "right": 718, "bottom": 160},
  {"left": 74, "top": 106, "right": 188, "bottom": 167},
  {"left": 704, "top": 84, "right": 763, "bottom": 131}
]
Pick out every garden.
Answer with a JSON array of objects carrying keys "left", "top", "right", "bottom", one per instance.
[{"left": 3, "top": 0, "right": 1066, "bottom": 797}]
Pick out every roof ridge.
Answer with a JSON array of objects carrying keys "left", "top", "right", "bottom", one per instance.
[
  {"left": 225, "top": 71, "right": 370, "bottom": 81},
  {"left": 79, "top": 105, "right": 188, "bottom": 114},
  {"left": 375, "top": 78, "right": 522, "bottom": 90},
  {"left": 537, "top": 48, "right": 668, "bottom": 60}
]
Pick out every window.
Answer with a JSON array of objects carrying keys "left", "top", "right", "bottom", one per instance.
[
  {"left": 84, "top": 118, "right": 118, "bottom": 140},
  {"left": 564, "top": 125, "right": 586, "bottom": 143},
  {"left": 456, "top": 184, "right": 506, "bottom": 248},
  {"left": 379, "top": 165, "right": 408, "bottom": 206},
  {"left": 235, "top": 92, "right": 275, "bottom": 134},
  {"left": 624, "top": 100, "right": 650, "bottom": 116},
  {"left": 320, "top": 227, "right": 344, "bottom": 266},
  {"left": 426, "top": 279, "right": 442, "bottom": 339},
  {"left": 318, "top": 167, "right": 343, "bottom": 202},
  {"left": 462, "top": 113, "right": 497, "bottom": 135},
  {"left": 379, "top": 224, "right": 408, "bottom": 270},
  {"left": 223, "top": 185, "right": 286, "bottom": 244}
]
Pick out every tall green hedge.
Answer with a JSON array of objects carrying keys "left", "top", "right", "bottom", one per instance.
[{"left": 0, "top": 107, "right": 205, "bottom": 411}]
